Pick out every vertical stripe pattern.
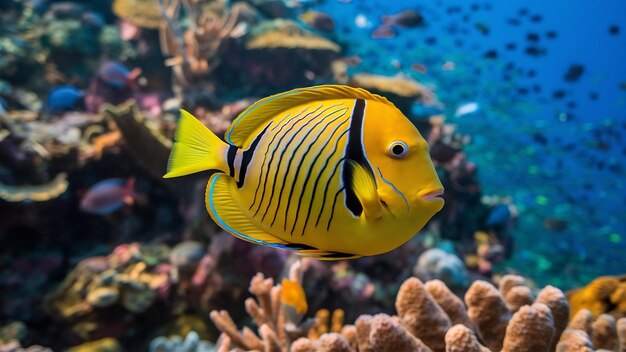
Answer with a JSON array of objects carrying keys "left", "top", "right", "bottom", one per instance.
[{"left": 246, "top": 101, "right": 356, "bottom": 237}]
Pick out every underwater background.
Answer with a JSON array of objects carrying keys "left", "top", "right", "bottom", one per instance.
[{"left": 1, "top": 0, "right": 625, "bottom": 351}]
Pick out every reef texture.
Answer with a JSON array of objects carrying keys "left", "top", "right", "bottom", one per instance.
[{"left": 211, "top": 267, "right": 626, "bottom": 352}]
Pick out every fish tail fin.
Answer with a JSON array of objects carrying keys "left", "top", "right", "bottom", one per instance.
[
  {"left": 123, "top": 176, "right": 136, "bottom": 204},
  {"left": 163, "top": 109, "right": 229, "bottom": 178},
  {"left": 381, "top": 15, "right": 392, "bottom": 25},
  {"left": 125, "top": 176, "right": 136, "bottom": 191}
]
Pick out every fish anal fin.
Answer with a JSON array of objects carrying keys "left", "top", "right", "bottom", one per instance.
[
  {"left": 206, "top": 174, "right": 291, "bottom": 248},
  {"left": 347, "top": 160, "right": 384, "bottom": 219}
]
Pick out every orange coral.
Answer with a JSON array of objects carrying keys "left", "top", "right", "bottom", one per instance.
[{"left": 567, "top": 275, "right": 626, "bottom": 320}]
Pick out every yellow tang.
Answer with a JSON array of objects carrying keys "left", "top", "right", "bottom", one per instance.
[{"left": 164, "top": 85, "right": 444, "bottom": 259}]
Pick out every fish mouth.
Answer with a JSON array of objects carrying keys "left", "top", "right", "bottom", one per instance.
[{"left": 418, "top": 189, "right": 444, "bottom": 202}]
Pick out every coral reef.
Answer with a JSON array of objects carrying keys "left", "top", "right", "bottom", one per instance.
[
  {"left": 413, "top": 248, "right": 469, "bottom": 295},
  {"left": 103, "top": 102, "right": 172, "bottom": 181},
  {"left": 348, "top": 73, "right": 435, "bottom": 113},
  {"left": 113, "top": 0, "right": 163, "bottom": 29},
  {"left": 43, "top": 243, "right": 172, "bottom": 339},
  {"left": 159, "top": 0, "right": 246, "bottom": 95},
  {"left": 210, "top": 264, "right": 626, "bottom": 352},
  {"left": 3, "top": 1, "right": 618, "bottom": 351},
  {"left": 149, "top": 331, "right": 214, "bottom": 352}
]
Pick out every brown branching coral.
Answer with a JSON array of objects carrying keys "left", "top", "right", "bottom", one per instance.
[
  {"left": 465, "top": 280, "right": 511, "bottom": 351},
  {"left": 537, "top": 285, "right": 570, "bottom": 349},
  {"left": 499, "top": 275, "right": 533, "bottom": 312},
  {"left": 556, "top": 329, "right": 593, "bottom": 352},
  {"left": 210, "top": 270, "right": 315, "bottom": 352},
  {"left": 425, "top": 280, "right": 472, "bottom": 328},
  {"left": 396, "top": 277, "right": 451, "bottom": 351},
  {"left": 444, "top": 324, "right": 489, "bottom": 352},
  {"left": 159, "top": 0, "right": 244, "bottom": 95},
  {"left": 212, "top": 270, "right": 626, "bottom": 352},
  {"left": 591, "top": 314, "right": 618, "bottom": 351},
  {"left": 501, "top": 303, "right": 555, "bottom": 352}
]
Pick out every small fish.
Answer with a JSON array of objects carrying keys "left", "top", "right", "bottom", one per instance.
[
  {"left": 381, "top": 9, "right": 425, "bottom": 28},
  {"left": 486, "top": 204, "right": 512, "bottom": 228},
  {"left": 546, "top": 30, "right": 557, "bottom": 39},
  {"left": 299, "top": 10, "right": 335, "bottom": 33},
  {"left": 564, "top": 64, "right": 585, "bottom": 82},
  {"left": 80, "top": 177, "right": 136, "bottom": 215},
  {"left": 474, "top": 22, "right": 489, "bottom": 35},
  {"left": 281, "top": 278, "right": 307, "bottom": 324},
  {"left": 97, "top": 62, "right": 141, "bottom": 88},
  {"left": 372, "top": 9, "right": 424, "bottom": 39},
  {"left": 371, "top": 25, "right": 395, "bottom": 39},
  {"left": 543, "top": 218, "right": 567, "bottom": 231},
  {"left": 164, "top": 85, "right": 444, "bottom": 259},
  {"left": 411, "top": 63, "right": 427, "bottom": 74},
  {"left": 454, "top": 102, "right": 480, "bottom": 117},
  {"left": 526, "top": 32, "right": 540, "bottom": 42},
  {"left": 609, "top": 25, "right": 620, "bottom": 35},
  {"left": 46, "top": 86, "right": 84, "bottom": 112}
]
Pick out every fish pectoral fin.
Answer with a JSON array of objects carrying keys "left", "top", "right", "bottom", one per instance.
[
  {"left": 296, "top": 249, "right": 362, "bottom": 260},
  {"left": 206, "top": 173, "right": 291, "bottom": 248},
  {"left": 347, "top": 160, "right": 384, "bottom": 219}
]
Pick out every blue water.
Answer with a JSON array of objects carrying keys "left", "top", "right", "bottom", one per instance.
[{"left": 313, "top": 0, "right": 626, "bottom": 287}]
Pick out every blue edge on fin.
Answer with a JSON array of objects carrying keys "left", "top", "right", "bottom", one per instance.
[{"left": 208, "top": 174, "right": 303, "bottom": 250}]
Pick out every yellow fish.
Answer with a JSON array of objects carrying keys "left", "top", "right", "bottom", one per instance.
[
  {"left": 281, "top": 278, "right": 308, "bottom": 324},
  {"left": 164, "top": 85, "right": 444, "bottom": 259}
]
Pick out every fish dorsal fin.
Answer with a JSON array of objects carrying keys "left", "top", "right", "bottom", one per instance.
[
  {"left": 225, "top": 85, "right": 394, "bottom": 147},
  {"left": 347, "top": 160, "right": 383, "bottom": 219}
]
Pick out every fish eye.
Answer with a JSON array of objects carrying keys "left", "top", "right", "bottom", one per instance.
[{"left": 388, "top": 141, "right": 409, "bottom": 158}]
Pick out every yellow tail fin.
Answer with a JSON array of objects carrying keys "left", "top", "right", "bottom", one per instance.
[{"left": 163, "top": 110, "right": 229, "bottom": 178}]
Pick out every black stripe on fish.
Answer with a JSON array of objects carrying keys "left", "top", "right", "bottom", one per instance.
[
  {"left": 292, "top": 116, "right": 350, "bottom": 236},
  {"left": 320, "top": 251, "right": 357, "bottom": 259},
  {"left": 282, "top": 107, "right": 349, "bottom": 233},
  {"left": 249, "top": 110, "right": 309, "bottom": 211},
  {"left": 315, "top": 156, "right": 346, "bottom": 228},
  {"left": 263, "top": 104, "right": 340, "bottom": 224},
  {"left": 227, "top": 145, "right": 237, "bottom": 177},
  {"left": 252, "top": 106, "right": 321, "bottom": 217},
  {"left": 281, "top": 242, "right": 316, "bottom": 250},
  {"left": 327, "top": 186, "right": 345, "bottom": 231},
  {"left": 343, "top": 99, "right": 375, "bottom": 217},
  {"left": 237, "top": 124, "right": 270, "bottom": 188}
]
